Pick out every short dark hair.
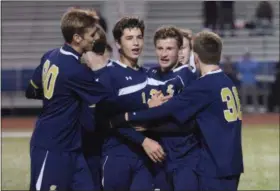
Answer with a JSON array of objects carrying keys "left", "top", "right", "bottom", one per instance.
[
  {"left": 106, "top": 43, "right": 112, "bottom": 53},
  {"left": 153, "top": 26, "right": 183, "bottom": 48},
  {"left": 193, "top": 31, "right": 222, "bottom": 65},
  {"left": 112, "top": 16, "right": 145, "bottom": 42}
]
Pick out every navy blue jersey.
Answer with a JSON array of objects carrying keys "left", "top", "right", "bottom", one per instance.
[
  {"left": 147, "top": 64, "right": 196, "bottom": 96},
  {"left": 127, "top": 70, "right": 243, "bottom": 177},
  {"left": 96, "top": 60, "right": 150, "bottom": 158},
  {"left": 97, "top": 60, "right": 180, "bottom": 158},
  {"left": 146, "top": 64, "right": 199, "bottom": 169},
  {"left": 27, "top": 44, "right": 110, "bottom": 151}
]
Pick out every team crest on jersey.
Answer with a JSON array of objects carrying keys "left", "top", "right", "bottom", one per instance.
[
  {"left": 50, "top": 185, "right": 57, "bottom": 191},
  {"left": 166, "top": 84, "right": 175, "bottom": 96}
]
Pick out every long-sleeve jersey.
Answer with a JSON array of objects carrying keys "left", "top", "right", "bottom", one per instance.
[
  {"left": 127, "top": 70, "right": 244, "bottom": 177},
  {"left": 26, "top": 44, "right": 111, "bottom": 151},
  {"left": 145, "top": 64, "right": 200, "bottom": 170}
]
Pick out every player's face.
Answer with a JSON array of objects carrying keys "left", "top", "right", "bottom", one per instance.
[
  {"left": 118, "top": 28, "right": 144, "bottom": 60},
  {"left": 179, "top": 37, "right": 191, "bottom": 64},
  {"left": 155, "top": 38, "right": 180, "bottom": 70},
  {"left": 80, "top": 26, "right": 99, "bottom": 52},
  {"left": 194, "top": 52, "right": 201, "bottom": 74}
]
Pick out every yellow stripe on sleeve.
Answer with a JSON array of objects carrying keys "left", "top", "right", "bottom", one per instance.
[{"left": 30, "top": 80, "right": 39, "bottom": 89}]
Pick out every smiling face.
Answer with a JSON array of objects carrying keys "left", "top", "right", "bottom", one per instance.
[
  {"left": 155, "top": 38, "right": 180, "bottom": 70},
  {"left": 116, "top": 27, "right": 144, "bottom": 61}
]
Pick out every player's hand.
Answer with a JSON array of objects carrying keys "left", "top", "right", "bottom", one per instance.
[
  {"left": 142, "top": 138, "right": 165, "bottom": 163},
  {"left": 148, "top": 94, "right": 172, "bottom": 108},
  {"left": 83, "top": 51, "right": 108, "bottom": 71}
]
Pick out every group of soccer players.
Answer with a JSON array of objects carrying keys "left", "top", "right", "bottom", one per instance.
[{"left": 26, "top": 7, "right": 243, "bottom": 191}]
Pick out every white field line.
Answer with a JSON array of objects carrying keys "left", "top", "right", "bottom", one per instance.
[{"left": 2, "top": 132, "right": 32, "bottom": 138}]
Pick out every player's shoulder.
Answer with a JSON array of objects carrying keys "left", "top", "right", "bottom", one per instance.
[
  {"left": 147, "top": 65, "right": 160, "bottom": 77},
  {"left": 105, "top": 59, "right": 121, "bottom": 74},
  {"left": 40, "top": 48, "right": 58, "bottom": 62},
  {"left": 195, "top": 70, "right": 231, "bottom": 89},
  {"left": 173, "top": 64, "right": 193, "bottom": 75},
  {"left": 173, "top": 64, "right": 197, "bottom": 81}
]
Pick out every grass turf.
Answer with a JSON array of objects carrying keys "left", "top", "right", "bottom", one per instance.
[{"left": 1, "top": 125, "right": 279, "bottom": 190}]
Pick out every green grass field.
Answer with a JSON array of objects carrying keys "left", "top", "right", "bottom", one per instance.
[{"left": 2, "top": 125, "right": 279, "bottom": 190}]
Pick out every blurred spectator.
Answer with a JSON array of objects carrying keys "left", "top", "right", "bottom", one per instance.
[
  {"left": 253, "top": 1, "right": 274, "bottom": 36},
  {"left": 219, "top": 1, "right": 235, "bottom": 37},
  {"left": 203, "top": 1, "right": 218, "bottom": 32},
  {"left": 222, "top": 56, "right": 239, "bottom": 86},
  {"left": 267, "top": 60, "right": 280, "bottom": 112},
  {"left": 236, "top": 51, "right": 260, "bottom": 112}
]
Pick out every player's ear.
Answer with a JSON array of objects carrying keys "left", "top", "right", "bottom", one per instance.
[
  {"left": 193, "top": 52, "right": 200, "bottom": 65},
  {"left": 73, "top": 33, "right": 83, "bottom": 44},
  {"left": 115, "top": 40, "right": 121, "bottom": 50}
]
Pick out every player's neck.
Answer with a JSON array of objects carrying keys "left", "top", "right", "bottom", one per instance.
[
  {"left": 68, "top": 43, "right": 83, "bottom": 55},
  {"left": 160, "top": 61, "right": 180, "bottom": 72},
  {"left": 201, "top": 64, "right": 220, "bottom": 76},
  {"left": 120, "top": 55, "right": 139, "bottom": 70}
]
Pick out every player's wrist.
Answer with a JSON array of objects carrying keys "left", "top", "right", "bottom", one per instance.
[{"left": 141, "top": 137, "right": 150, "bottom": 146}]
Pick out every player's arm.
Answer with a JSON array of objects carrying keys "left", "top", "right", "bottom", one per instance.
[
  {"left": 79, "top": 102, "right": 96, "bottom": 132},
  {"left": 143, "top": 117, "right": 197, "bottom": 133},
  {"left": 25, "top": 50, "right": 56, "bottom": 99},
  {"left": 25, "top": 59, "right": 44, "bottom": 99},
  {"left": 93, "top": 66, "right": 147, "bottom": 145},
  {"left": 126, "top": 83, "right": 212, "bottom": 125},
  {"left": 25, "top": 80, "right": 43, "bottom": 99},
  {"left": 116, "top": 127, "right": 147, "bottom": 144},
  {"left": 66, "top": 67, "right": 113, "bottom": 108}
]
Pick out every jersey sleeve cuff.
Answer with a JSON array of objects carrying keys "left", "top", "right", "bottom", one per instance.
[
  {"left": 132, "top": 133, "right": 146, "bottom": 145},
  {"left": 30, "top": 80, "right": 39, "bottom": 89}
]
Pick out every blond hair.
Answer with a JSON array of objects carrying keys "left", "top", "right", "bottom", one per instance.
[{"left": 61, "top": 9, "right": 98, "bottom": 43}]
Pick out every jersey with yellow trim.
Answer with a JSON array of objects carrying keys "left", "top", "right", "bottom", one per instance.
[
  {"left": 27, "top": 44, "right": 110, "bottom": 152},
  {"left": 128, "top": 70, "right": 243, "bottom": 177}
]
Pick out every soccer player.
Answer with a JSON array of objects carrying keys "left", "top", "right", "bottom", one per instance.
[
  {"left": 144, "top": 26, "right": 200, "bottom": 191},
  {"left": 85, "top": 17, "right": 165, "bottom": 191},
  {"left": 80, "top": 25, "right": 111, "bottom": 191},
  {"left": 25, "top": 9, "right": 111, "bottom": 191},
  {"left": 179, "top": 28, "right": 196, "bottom": 73},
  {"left": 119, "top": 31, "right": 244, "bottom": 191}
]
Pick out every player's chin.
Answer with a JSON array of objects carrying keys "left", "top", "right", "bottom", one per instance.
[
  {"left": 179, "top": 57, "right": 184, "bottom": 63},
  {"left": 128, "top": 54, "right": 140, "bottom": 60},
  {"left": 159, "top": 62, "right": 172, "bottom": 69},
  {"left": 180, "top": 58, "right": 188, "bottom": 65}
]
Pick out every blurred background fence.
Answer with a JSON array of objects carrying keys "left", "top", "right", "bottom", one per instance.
[{"left": 1, "top": 1, "right": 280, "bottom": 115}]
